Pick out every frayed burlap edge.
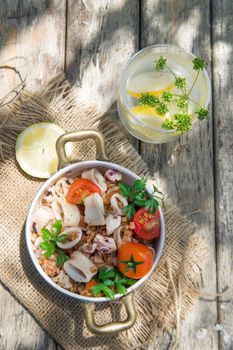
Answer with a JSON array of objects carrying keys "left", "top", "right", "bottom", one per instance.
[{"left": 0, "top": 73, "right": 209, "bottom": 350}]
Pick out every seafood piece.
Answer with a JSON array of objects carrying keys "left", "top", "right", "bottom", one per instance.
[
  {"left": 33, "top": 206, "right": 55, "bottom": 232},
  {"left": 104, "top": 169, "right": 122, "bottom": 183},
  {"left": 51, "top": 198, "right": 80, "bottom": 227},
  {"left": 40, "top": 186, "right": 57, "bottom": 206},
  {"left": 64, "top": 251, "right": 98, "bottom": 283},
  {"left": 81, "top": 168, "right": 107, "bottom": 193},
  {"left": 53, "top": 270, "right": 73, "bottom": 289},
  {"left": 113, "top": 225, "right": 134, "bottom": 248},
  {"left": 84, "top": 193, "right": 105, "bottom": 226},
  {"left": 110, "top": 193, "right": 128, "bottom": 215},
  {"left": 94, "top": 234, "right": 117, "bottom": 255},
  {"left": 106, "top": 214, "right": 121, "bottom": 235},
  {"left": 55, "top": 177, "right": 72, "bottom": 197},
  {"left": 81, "top": 243, "right": 97, "bottom": 254},
  {"left": 113, "top": 226, "right": 124, "bottom": 248},
  {"left": 57, "top": 227, "right": 82, "bottom": 249}
]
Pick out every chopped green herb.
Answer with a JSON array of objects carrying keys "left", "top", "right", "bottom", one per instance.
[
  {"left": 41, "top": 228, "right": 51, "bottom": 240},
  {"left": 119, "top": 178, "right": 164, "bottom": 220},
  {"left": 192, "top": 57, "right": 207, "bottom": 71},
  {"left": 156, "top": 101, "right": 169, "bottom": 115},
  {"left": 90, "top": 267, "right": 136, "bottom": 299},
  {"left": 91, "top": 284, "right": 115, "bottom": 299},
  {"left": 40, "top": 220, "right": 67, "bottom": 266},
  {"left": 174, "top": 113, "right": 192, "bottom": 133},
  {"left": 56, "top": 250, "right": 69, "bottom": 268},
  {"left": 196, "top": 107, "right": 209, "bottom": 120},
  {"left": 154, "top": 56, "right": 167, "bottom": 71},
  {"left": 123, "top": 204, "right": 136, "bottom": 221},
  {"left": 134, "top": 55, "right": 209, "bottom": 134},
  {"left": 133, "top": 178, "right": 147, "bottom": 191},
  {"left": 177, "top": 97, "right": 188, "bottom": 109},
  {"left": 162, "top": 91, "right": 173, "bottom": 102},
  {"left": 162, "top": 119, "right": 175, "bottom": 130},
  {"left": 175, "top": 77, "right": 186, "bottom": 89},
  {"left": 99, "top": 267, "right": 115, "bottom": 281},
  {"left": 138, "top": 93, "right": 160, "bottom": 107}
]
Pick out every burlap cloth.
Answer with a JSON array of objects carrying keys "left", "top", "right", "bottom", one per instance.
[{"left": 0, "top": 74, "right": 208, "bottom": 350}]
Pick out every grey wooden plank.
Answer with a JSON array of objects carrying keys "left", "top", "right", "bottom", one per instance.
[
  {"left": 65, "top": 0, "right": 139, "bottom": 148},
  {"left": 0, "top": 282, "right": 57, "bottom": 350},
  {"left": 0, "top": 1, "right": 66, "bottom": 349},
  {"left": 140, "top": 0, "right": 218, "bottom": 349},
  {"left": 212, "top": 0, "right": 233, "bottom": 348},
  {"left": 0, "top": 0, "right": 66, "bottom": 95}
]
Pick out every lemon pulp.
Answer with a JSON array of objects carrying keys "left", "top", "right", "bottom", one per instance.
[{"left": 16, "top": 122, "right": 73, "bottom": 178}]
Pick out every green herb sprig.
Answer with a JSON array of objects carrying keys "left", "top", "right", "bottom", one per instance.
[
  {"left": 91, "top": 267, "right": 135, "bottom": 299},
  {"left": 40, "top": 220, "right": 69, "bottom": 268},
  {"left": 137, "top": 55, "right": 209, "bottom": 133},
  {"left": 118, "top": 178, "right": 164, "bottom": 221}
]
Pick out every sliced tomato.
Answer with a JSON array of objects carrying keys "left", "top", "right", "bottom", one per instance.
[
  {"left": 133, "top": 208, "right": 160, "bottom": 240},
  {"left": 85, "top": 280, "right": 98, "bottom": 292},
  {"left": 66, "top": 178, "right": 101, "bottom": 204},
  {"left": 117, "top": 242, "right": 154, "bottom": 279}
]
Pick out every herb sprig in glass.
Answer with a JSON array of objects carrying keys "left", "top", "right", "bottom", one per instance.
[{"left": 137, "top": 56, "right": 209, "bottom": 133}]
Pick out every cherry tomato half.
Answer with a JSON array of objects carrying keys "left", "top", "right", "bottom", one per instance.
[
  {"left": 117, "top": 242, "right": 154, "bottom": 279},
  {"left": 66, "top": 178, "right": 101, "bottom": 204},
  {"left": 133, "top": 208, "right": 160, "bottom": 240}
]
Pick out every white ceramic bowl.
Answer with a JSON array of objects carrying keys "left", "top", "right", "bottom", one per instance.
[{"left": 25, "top": 130, "right": 166, "bottom": 334}]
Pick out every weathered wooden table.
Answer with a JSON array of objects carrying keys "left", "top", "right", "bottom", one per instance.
[{"left": 0, "top": 1, "right": 232, "bottom": 349}]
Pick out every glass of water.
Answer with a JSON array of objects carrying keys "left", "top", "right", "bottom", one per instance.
[{"left": 117, "top": 44, "right": 211, "bottom": 144}]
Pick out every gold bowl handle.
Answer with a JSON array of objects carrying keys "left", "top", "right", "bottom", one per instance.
[
  {"left": 81, "top": 293, "right": 137, "bottom": 335},
  {"left": 56, "top": 129, "right": 108, "bottom": 169}
]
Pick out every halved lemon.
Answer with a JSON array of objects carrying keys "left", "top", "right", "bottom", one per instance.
[
  {"left": 127, "top": 72, "right": 174, "bottom": 98},
  {"left": 16, "top": 122, "right": 73, "bottom": 178}
]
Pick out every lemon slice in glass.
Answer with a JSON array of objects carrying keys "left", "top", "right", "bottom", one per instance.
[
  {"left": 127, "top": 72, "right": 174, "bottom": 98},
  {"left": 16, "top": 122, "right": 73, "bottom": 178}
]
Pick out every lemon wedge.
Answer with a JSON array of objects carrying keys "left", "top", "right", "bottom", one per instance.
[
  {"left": 132, "top": 105, "right": 166, "bottom": 117},
  {"left": 127, "top": 72, "right": 174, "bottom": 98},
  {"left": 16, "top": 122, "right": 73, "bottom": 178}
]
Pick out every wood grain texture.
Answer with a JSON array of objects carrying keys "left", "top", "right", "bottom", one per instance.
[
  {"left": 0, "top": 282, "right": 58, "bottom": 350},
  {"left": 0, "top": 0, "right": 65, "bottom": 96},
  {"left": 65, "top": 0, "right": 140, "bottom": 148},
  {"left": 212, "top": 0, "right": 233, "bottom": 348},
  {"left": 65, "top": 0, "right": 139, "bottom": 114},
  {"left": 140, "top": 0, "right": 218, "bottom": 349},
  {"left": 0, "top": 1, "right": 65, "bottom": 349}
]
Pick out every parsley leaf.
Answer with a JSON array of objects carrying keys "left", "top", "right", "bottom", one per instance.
[
  {"left": 52, "top": 220, "right": 62, "bottom": 236},
  {"left": 123, "top": 204, "right": 136, "bottom": 221},
  {"left": 144, "top": 197, "right": 159, "bottom": 214},
  {"left": 91, "top": 284, "right": 115, "bottom": 299},
  {"left": 40, "top": 220, "right": 67, "bottom": 266},
  {"left": 115, "top": 281, "right": 127, "bottom": 295},
  {"left": 118, "top": 182, "right": 131, "bottom": 197},
  {"left": 133, "top": 178, "right": 146, "bottom": 191},
  {"left": 41, "top": 228, "right": 51, "bottom": 240},
  {"left": 99, "top": 267, "right": 115, "bottom": 281},
  {"left": 40, "top": 241, "right": 56, "bottom": 258},
  {"left": 56, "top": 234, "right": 67, "bottom": 243},
  {"left": 56, "top": 251, "right": 69, "bottom": 268}
]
